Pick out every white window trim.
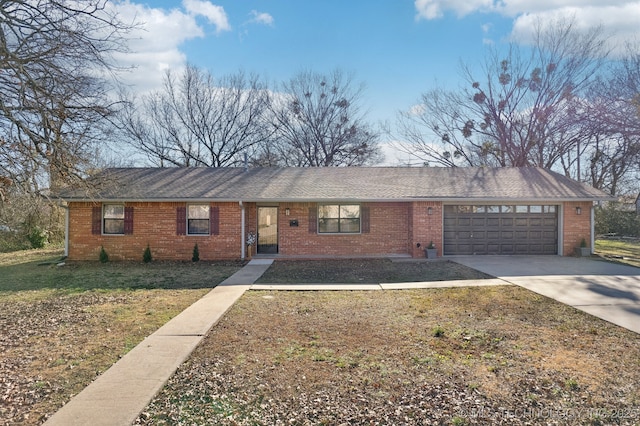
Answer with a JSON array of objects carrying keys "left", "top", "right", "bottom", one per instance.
[
  {"left": 102, "top": 203, "right": 125, "bottom": 236},
  {"left": 187, "top": 204, "right": 210, "bottom": 236}
]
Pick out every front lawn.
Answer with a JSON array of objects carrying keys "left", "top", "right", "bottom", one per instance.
[
  {"left": 255, "top": 259, "right": 492, "bottom": 284},
  {"left": 595, "top": 238, "right": 640, "bottom": 268},
  {"left": 0, "top": 249, "right": 242, "bottom": 425},
  {"left": 137, "top": 287, "right": 640, "bottom": 425}
]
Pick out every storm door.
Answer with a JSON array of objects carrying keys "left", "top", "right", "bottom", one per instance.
[{"left": 257, "top": 207, "right": 278, "bottom": 254}]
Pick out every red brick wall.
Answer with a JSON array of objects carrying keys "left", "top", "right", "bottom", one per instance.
[
  {"left": 67, "top": 200, "right": 588, "bottom": 260},
  {"left": 276, "top": 202, "right": 412, "bottom": 257},
  {"left": 409, "top": 201, "right": 443, "bottom": 258},
  {"left": 562, "top": 201, "right": 592, "bottom": 256},
  {"left": 68, "top": 201, "right": 243, "bottom": 261}
]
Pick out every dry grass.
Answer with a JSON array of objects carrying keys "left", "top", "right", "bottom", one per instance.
[
  {"left": 595, "top": 239, "right": 640, "bottom": 268},
  {"left": 255, "top": 259, "right": 492, "bottom": 284},
  {"left": 138, "top": 287, "right": 640, "bottom": 425},
  {"left": 0, "top": 249, "right": 242, "bottom": 425}
]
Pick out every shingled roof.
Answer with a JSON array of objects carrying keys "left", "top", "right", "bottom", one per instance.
[{"left": 59, "top": 167, "right": 612, "bottom": 202}]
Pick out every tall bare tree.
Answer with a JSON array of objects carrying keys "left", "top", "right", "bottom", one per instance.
[
  {"left": 578, "top": 43, "right": 640, "bottom": 194},
  {"left": 270, "top": 69, "right": 381, "bottom": 167},
  {"left": 119, "top": 65, "right": 272, "bottom": 167},
  {"left": 0, "top": 0, "right": 131, "bottom": 195},
  {"left": 395, "top": 17, "right": 609, "bottom": 171}
]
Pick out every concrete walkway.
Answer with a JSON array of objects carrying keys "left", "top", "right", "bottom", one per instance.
[
  {"left": 251, "top": 278, "right": 507, "bottom": 291},
  {"left": 452, "top": 255, "right": 640, "bottom": 334},
  {"left": 44, "top": 260, "right": 273, "bottom": 426}
]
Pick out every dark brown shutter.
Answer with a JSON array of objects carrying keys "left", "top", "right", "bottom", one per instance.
[
  {"left": 177, "top": 206, "right": 186, "bottom": 235},
  {"left": 361, "top": 206, "right": 370, "bottom": 234},
  {"left": 210, "top": 206, "right": 219, "bottom": 235},
  {"left": 124, "top": 207, "right": 134, "bottom": 235},
  {"left": 308, "top": 206, "right": 317, "bottom": 233},
  {"left": 91, "top": 206, "right": 102, "bottom": 235}
]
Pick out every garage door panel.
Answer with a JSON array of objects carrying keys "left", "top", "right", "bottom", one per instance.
[
  {"left": 500, "top": 244, "right": 514, "bottom": 254},
  {"left": 472, "top": 218, "right": 486, "bottom": 226},
  {"left": 444, "top": 231, "right": 457, "bottom": 239},
  {"left": 443, "top": 205, "right": 558, "bottom": 255},
  {"left": 444, "top": 217, "right": 458, "bottom": 227}
]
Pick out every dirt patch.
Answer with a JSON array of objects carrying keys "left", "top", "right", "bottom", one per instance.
[
  {"left": 256, "top": 259, "right": 493, "bottom": 283},
  {"left": 137, "top": 287, "right": 640, "bottom": 425}
]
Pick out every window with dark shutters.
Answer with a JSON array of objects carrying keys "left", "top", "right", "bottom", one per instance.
[
  {"left": 177, "top": 206, "right": 186, "bottom": 235},
  {"left": 317, "top": 204, "right": 361, "bottom": 233},
  {"left": 92, "top": 206, "right": 102, "bottom": 235},
  {"left": 103, "top": 204, "right": 125, "bottom": 234}
]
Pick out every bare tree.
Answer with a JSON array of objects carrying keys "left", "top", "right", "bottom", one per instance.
[
  {"left": 578, "top": 43, "right": 640, "bottom": 194},
  {"left": 270, "top": 69, "right": 381, "bottom": 167},
  {"left": 395, "top": 17, "right": 609, "bottom": 170},
  {"left": 119, "top": 65, "right": 273, "bottom": 167},
  {"left": 0, "top": 0, "right": 131, "bottom": 195}
]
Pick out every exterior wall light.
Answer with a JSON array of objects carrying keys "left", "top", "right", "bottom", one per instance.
[
  {"left": 427, "top": 207, "right": 433, "bottom": 215},
  {"left": 285, "top": 208, "right": 290, "bottom": 216},
  {"left": 575, "top": 206, "right": 582, "bottom": 215}
]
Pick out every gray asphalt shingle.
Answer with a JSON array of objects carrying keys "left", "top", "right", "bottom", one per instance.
[{"left": 59, "top": 167, "right": 612, "bottom": 202}]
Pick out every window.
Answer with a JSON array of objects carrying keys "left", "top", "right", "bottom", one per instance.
[
  {"left": 188, "top": 205, "right": 210, "bottom": 235},
  {"left": 318, "top": 204, "right": 360, "bottom": 233},
  {"left": 103, "top": 204, "right": 125, "bottom": 235}
]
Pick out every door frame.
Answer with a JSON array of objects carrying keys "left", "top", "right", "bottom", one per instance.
[{"left": 257, "top": 206, "right": 279, "bottom": 254}]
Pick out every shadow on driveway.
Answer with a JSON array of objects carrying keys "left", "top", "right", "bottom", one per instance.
[{"left": 452, "top": 255, "right": 640, "bottom": 334}]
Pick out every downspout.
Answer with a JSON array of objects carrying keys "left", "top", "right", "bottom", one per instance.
[
  {"left": 240, "top": 201, "right": 245, "bottom": 260},
  {"left": 60, "top": 203, "right": 69, "bottom": 258},
  {"left": 590, "top": 203, "right": 595, "bottom": 255}
]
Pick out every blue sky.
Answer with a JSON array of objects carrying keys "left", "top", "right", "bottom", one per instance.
[{"left": 115, "top": 0, "right": 640, "bottom": 164}]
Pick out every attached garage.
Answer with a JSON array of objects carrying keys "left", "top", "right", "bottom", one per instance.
[{"left": 443, "top": 205, "right": 558, "bottom": 255}]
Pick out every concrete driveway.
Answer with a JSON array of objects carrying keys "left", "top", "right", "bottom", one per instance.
[{"left": 452, "top": 256, "right": 640, "bottom": 334}]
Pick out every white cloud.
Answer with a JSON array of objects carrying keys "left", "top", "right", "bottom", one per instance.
[
  {"left": 182, "top": 0, "right": 231, "bottom": 33},
  {"left": 511, "top": 4, "right": 640, "bottom": 55},
  {"left": 414, "top": 0, "right": 492, "bottom": 20},
  {"left": 414, "top": 0, "right": 640, "bottom": 55},
  {"left": 249, "top": 10, "right": 274, "bottom": 26},
  {"left": 109, "top": 1, "right": 205, "bottom": 93}
]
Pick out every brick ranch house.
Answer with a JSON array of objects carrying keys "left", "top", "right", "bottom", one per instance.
[{"left": 59, "top": 167, "right": 612, "bottom": 261}]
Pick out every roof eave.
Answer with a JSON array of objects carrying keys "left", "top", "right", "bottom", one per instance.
[{"left": 62, "top": 195, "right": 615, "bottom": 203}]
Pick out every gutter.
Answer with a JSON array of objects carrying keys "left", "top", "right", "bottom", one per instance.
[{"left": 60, "top": 196, "right": 615, "bottom": 204}]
